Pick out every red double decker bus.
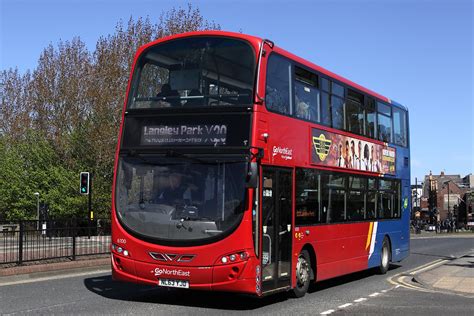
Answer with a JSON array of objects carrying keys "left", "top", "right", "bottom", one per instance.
[{"left": 111, "top": 31, "right": 410, "bottom": 297}]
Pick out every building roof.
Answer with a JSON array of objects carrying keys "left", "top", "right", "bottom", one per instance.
[{"left": 421, "top": 172, "right": 463, "bottom": 197}]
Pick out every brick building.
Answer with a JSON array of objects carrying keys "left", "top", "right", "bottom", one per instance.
[{"left": 420, "top": 171, "right": 470, "bottom": 223}]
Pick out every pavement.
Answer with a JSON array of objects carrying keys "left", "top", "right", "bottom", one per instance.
[
  {"left": 414, "top": 254, "right": 474, "bottom": 296},
  {"left": 0, "top": 257, "right": 110, "bottom": 286}
]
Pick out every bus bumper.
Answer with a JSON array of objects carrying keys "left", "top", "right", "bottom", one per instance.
[{"left": 111, "top": 254, "right": 259, "bottom": 295}]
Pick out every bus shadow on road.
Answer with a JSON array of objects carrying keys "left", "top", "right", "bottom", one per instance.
[
  {"left": 83, "top": 274, "right": 288, "bottom": 310},
  {"left": 308, "top": 264, "right": 402, "bottom": 294},
  {"left": 84, "top": 265, "right": 401, "bottom": 310}
]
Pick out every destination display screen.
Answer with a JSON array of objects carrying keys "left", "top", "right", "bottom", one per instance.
[
  {"left": 120, "top": 112, "right": 251, "bottom": 149},
  {"left": 141, "top": 124, "right": 228, "bottom": 146}
]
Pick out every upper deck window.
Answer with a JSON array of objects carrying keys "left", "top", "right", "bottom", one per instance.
[
  {"left": 128, "top": 36, "right": 255, "bottom": 109},
  {"left": 294, "top": 66, "right": 320, "bottom": 121},
  {"left": 331, "top": 82, "right": 345, "bottom": 130},
  {"left": 366, "top": 98, "right": 377, "bottom": 139},
  {"left": 345, "top": 89, "right": 365, "bottom": 135},
  {"left": 266, "top": 54, "right": 292, "bottom": 115},
  {"left": 377, "top": 102, "right": 392, "bottom": 143},
  {"left": 393, "top": 107, "right": 408, "bottom": 147}
]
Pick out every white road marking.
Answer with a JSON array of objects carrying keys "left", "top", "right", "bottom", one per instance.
[
  {"left": 0, "top": 268, "right": 111, "bottom": 287},
  {"left": 354, "top": 298, "right": 367, "bottom": 303},
  {"left": 320, "top": 310, "right": 335, "bottom": 315},
  {"left": 338, "top": 303, "right": 353, "bottom": 308}
]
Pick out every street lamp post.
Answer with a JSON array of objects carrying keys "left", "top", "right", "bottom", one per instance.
[{"left": 33, "top": 192, "right": 40, "bottom": 230}]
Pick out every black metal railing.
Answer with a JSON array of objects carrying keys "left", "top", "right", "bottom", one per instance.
[{"left": 0, "top": 219, "right": 111, "bottom": 266}]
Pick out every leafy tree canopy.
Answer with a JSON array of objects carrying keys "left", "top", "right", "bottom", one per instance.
[{"left": 0, "top": 3, "right": 220, "bottom": 221}]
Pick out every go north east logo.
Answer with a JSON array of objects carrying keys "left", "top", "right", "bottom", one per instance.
[
  {"left": 153, "top": 267, "right": 190, "bottom": 277},
  {"left": 313, "top": 134, "right": 332, "bottom": 161}
]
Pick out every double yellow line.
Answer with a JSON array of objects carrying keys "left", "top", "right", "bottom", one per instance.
[{"left": 387, "top": 259, "right": 448, "bottom": 292}]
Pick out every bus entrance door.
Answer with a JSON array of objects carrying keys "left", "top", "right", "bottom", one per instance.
[{"left": 261, "top": 167, "right": 292, "bottom": 293}]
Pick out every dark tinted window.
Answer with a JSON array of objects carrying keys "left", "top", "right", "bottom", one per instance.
[
  {"left": 378, "top": 179, "right": 400, "bottom": 219},
  {"left": 345, "top": 90, "right": 365, "bottom": 135},
  {"left": 295, "top": 169, "right": 323, "bottom": 225},
  {"left": 332, "top": 82, "right": 344, "bottom": 97},
  {"left": 378, "top": 192, "right": 394, "bottom": 219},
  {"left": 366, "top": 98, "right": 377, "bottom": 138},
  {"left": 331, "top": 96, "right": 344, "bottom": 129},
  {"left": 322, "top": 174, "right": 346, "bottom": 222},
  {"left": 266, "top": 54, "right": 292, "bottom": 115},
  {"left": 321, "top": 77, "right": 330, "bottom": 92},
  {"left": 347, "top": 190, "right": 365, "bottom": 220},
  {"left": 295, "top": 169, "right": 401, "bottom": 224},
  {"left": 320, "top": 92, "right": 331, "bottom": 126},
  {"left": 346, "top": 100, "right": 364, "bottom": 135},
  {"left": 367, "top": 191, "right": 377, "bottom": 219}
]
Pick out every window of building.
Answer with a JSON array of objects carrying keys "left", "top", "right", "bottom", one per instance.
[
  {"left": 266, "top": 54, "right": 292, "bottom": 115},
  {"left": 295, "top": 169, "right": 322, "bottom": 225},
  {"left": 377, "top": 102, "right": 392, "bottom": 143},
  {"left": 294, "top": 66, "right": 320, "bottom": 122},
  {"left": 393, "top": 107, "right": 408, "bottom": 147}
]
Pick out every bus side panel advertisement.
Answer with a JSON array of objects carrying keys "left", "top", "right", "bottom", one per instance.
[{"left": 311, "top": 128, "right": 396, "bottom": 175}]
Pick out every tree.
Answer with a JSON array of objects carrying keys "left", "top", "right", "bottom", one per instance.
[{"left": 0, "top": 3, "right": 221, "bottom": 220}]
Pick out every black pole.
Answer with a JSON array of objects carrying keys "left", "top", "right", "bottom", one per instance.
[{"left": 415, "top": 177, "right": 418, "bottom": 209}]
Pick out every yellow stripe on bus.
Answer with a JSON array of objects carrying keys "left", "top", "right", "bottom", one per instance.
[{"left": 366, "top": 222, "right": 374, "bottom": 250}]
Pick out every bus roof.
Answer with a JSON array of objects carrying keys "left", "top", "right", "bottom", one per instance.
[{"left": 137, "top": 30, "right": 403, "bottom": 108}]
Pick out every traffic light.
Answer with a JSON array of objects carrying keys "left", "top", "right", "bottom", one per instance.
[{"left": 80, "top": 172, "right": 90, "bottom": 195}]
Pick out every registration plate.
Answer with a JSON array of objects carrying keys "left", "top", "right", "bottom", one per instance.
[{"left": 158, "top": 279, "right": 189, "bottom": 289}]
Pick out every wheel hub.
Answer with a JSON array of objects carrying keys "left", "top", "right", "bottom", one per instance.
[{"left": 296, "top": 256, "right": 309, "bottom": 286}]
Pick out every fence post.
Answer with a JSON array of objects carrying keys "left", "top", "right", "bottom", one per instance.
[
  {"left": 71, "top": 219, "right": 77, "bottom": 261},
  {"left": 18, "top": 221, "right": 23, "bottom": 265},
  {"left": 72, "top": 233, "right": 76, "bottom": 261}
]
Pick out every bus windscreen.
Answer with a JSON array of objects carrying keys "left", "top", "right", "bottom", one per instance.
[{"left": 128, "top": 36, "right": 256, "bottom": 109}]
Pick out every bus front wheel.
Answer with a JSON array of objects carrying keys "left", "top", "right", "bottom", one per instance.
[
  {"left": 378, "top": 237, "right": 391, "bottom": 274},
  {"left": 291, "top": 250, "right": 311, "bottom": 298}
]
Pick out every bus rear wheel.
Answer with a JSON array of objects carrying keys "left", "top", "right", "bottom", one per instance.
[
  {"left": 378, "top": 237, "right": 391, "bottom": 274},
  {"left": 291, "top": 250, "right": 311, "bottom": 298}
]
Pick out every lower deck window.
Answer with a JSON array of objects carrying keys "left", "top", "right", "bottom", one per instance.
[{"left": 295, "top": 168, "right": 401, "bottom": 225}]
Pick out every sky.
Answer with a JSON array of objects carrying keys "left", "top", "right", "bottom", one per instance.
[{"left": 1, "top": 0, "right": 473, "bottom": 183}]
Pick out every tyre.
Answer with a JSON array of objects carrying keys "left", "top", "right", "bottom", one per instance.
[
  {"left": 291, "top": 249, "right": 312, "bottom": 298},
  {"left": 378, "top": 237, "right": 391, "bottom": 274}
]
